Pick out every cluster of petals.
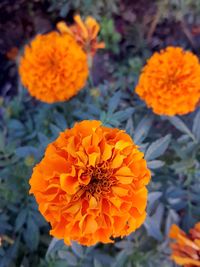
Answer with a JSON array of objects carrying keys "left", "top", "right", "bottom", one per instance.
[
  {"left": 19, "top": 31, "right": 88, "bottom": 103},
  {"left": 135, "top": 46, "right": 200, "bottom": 116},
  {"left": 57, "top": 14, "right": 105, "bottom": 57},
  {"left": 169, "top": 223, "right": 200, "bottom": 266},
  {"left": 30, "top": 120, "right": 151, "bottom": 246}
]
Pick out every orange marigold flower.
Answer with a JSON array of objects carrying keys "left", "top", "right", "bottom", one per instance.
[
  {"left": 19, "top": 31, "right": 88, "bottom": 103},
  {"left": 30, "top": 120, "right": 151, "bottom": 246},
  {"left": 57, "top": 14, "right": 105, "bottom": 57},
  {"left": 169, "top": 223, "right": 200, "bottom": 266},
  {"left": 135, "top": 47, "right": 200, "bottom": 116}
]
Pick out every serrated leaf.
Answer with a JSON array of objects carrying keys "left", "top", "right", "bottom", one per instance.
[
  {"left": 192, "top": 109, "right": 200, "bottom": 142},
  {"left": 168, "top": 116, "right": 195, "bottom": 141},
  {"left": 134, "top": 115, "right": 153, "bottom": 144},
  {"left": 145, "top": 134, "right": 171, "bottom": 161}
]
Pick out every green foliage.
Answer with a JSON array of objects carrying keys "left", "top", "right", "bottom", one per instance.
[
  {"left": 100, "top": 18, "right": 122, "bottom": 54},
  {"left": 47, "top": 0, "right": 119, "bottom": 19},
  {"left": 1, "top": 0, "right": 200, "bottom": 266},
  {"left": 156, "top": 0, "right": 200, "bottom": 23}
]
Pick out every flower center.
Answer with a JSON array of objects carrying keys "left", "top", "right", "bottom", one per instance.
[
  {"left": 84, "top": 162, "right": 116, "bottom": 196},
  {"left": 72, "top": 162, "right": 116, "bottom": 202}
]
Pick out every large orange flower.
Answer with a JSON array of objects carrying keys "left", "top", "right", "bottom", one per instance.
[
  {"left": 135, "top": 47, "right": 200, "bottom": 116},
  {"left": 169, "top": 223, "right": 200, "bottom": 266},
  {"left": 30, "top": 120, "right": 151, "bottom": 246},
  {"left": 57, "top": 15, "right": 105, "bottom": 57},
  {"left": 19, "top": 31, "right": 88, "bottom": 103}
]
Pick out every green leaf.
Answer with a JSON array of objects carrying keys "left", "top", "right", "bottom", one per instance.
[
  {"left": 144, "top": 215, "right": 163, "bottom": 241},
  {"left": 71, "top": 241, "right": 84, "bottom": 258},
  {"left": 125, "top": 117, "right": 134, "bottom": 135},
  {"left": 148, "top": 192, "right": 163, "bottom": 204},
  {"left": 8, "top": 119, "right": 25, "bottom": 137},
  {"left": 168, "top": 116, "right": 195, "bottom": 141},
  {"left": 50, "top": 124, "right": 61, "bottom": 137},
  {"left": 108, "top": 91, "right": 121, "bottom": 114},
  {"left": 54, "top": 112, "right": 67, "bottom": 130},
  {"left": 192, "top": 109, "right": 200, "bottom": 142},
  {"left": 58, "top": 250, "right": 78, "bottom": 266},
  {"left": 134, "top": 115, "right": 153, "bottom": 144},
  {"left": 0, "top": 132, "right": 5, "bottom": 151},
  {"left": 38, "top": 132, "right": 49, "bottom": 147},
  {"left": 115, "top": 240, "right": 134, "bottom": 249},
  {"left": 16, "top": 146, "right": 38, "bottom": 158},
  {"left": 165, "top": 209, "right": 179, "bottom": 235},
  {"left": 46, "top": 238, "right": 64, "bottom": 258},
  {"left": 112, "top": 107, "right": 134, "bottom": 122},
  {"left": 0, "top": 238, "right": 20, "bottom": 267},
  {"left": 147, "top": 160, "right": 165, "bottom": 169},
  {"left": 15, "top": 209, "right": 27, "bottom": 232},
  {"left": 59, "top": 2, "right": 70, "bottom": 18},
  {"left": 145, "top": 134, "right": 171, "bottom": 161},
  {"left": 23, "top": 216, "right": 39, "bottom": 251}
]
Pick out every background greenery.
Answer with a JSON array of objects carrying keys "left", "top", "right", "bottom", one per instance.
[{"left": 0, "top": 0, "right": 200, "bottom": 266}]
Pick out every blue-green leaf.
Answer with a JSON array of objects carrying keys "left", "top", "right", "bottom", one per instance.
[
  {"left": 23, "top": 216, "right": 39, "bottom": 251},
  {"left": 58, "top": 250, "right": 78, "bottom": 266},
  {"left": 168, "top": 117, "right": 195, "bottom": 141},
  {"left": 108, "top": 91, "right": 121, "bottom": 114},
  {"left": 134, "top": 115, "right": 153, "bottom": 144},
  {"left": 71, "top": 241, "right": 84, "bottom": 258},
  {"left": 147, "top": 160, "right": 165, "bottom": 169},
  {"left": 192, "top": 109, "right": 200, "bottom": 142},
  {"left": 145, "top": 134, "right": 171, "bottom": 161},
  {"left": 144, "top": 215, "right": 163, "bottom": 241}
]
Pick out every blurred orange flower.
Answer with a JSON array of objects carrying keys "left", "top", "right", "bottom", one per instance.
[
  {"left": 135, "top": 47, "right": 200, "bottom": 116},
  {"left": 169, "top": 223, "right": 200, "bottom": 266},
  {"left": 19, "top": 31, "right": 88, "bottom": 103},
  {"left": 6, "top": 47, "right": 19, "bottom": 61},
  {"left": 57, "top": 15, "right": 105, "bottom": 57},
  {"left": 30, "top": 120, "right": 151, "bottom": 246}
]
